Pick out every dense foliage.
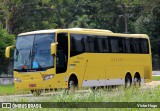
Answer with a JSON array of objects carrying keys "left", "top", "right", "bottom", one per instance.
[
  {"left": 0, "top": 0, "right": 160, "bottom": 72},
  {"left": 0, "top": 28, "right": 14, "bottom": 74}
]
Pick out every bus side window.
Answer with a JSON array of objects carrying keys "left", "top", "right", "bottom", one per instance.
[
  {"left": 118, "top": 38, "right": 125, "bottom": 53},
  {"left": 97, "top": 36, "right": 109, "bottom": 53},
  {"left": 71, "top": 37, "right": 76, "bottom": 52},
  {"left": 83, "top": 35, "right": 90, "bottom": 52},
  {"left": 97, "top": 37, "right": 103, "bottom": 52},
  {"left": 141, "top": 39, "right": 149, "bottom": 54},
  {"left": 103, "top": 38, "right": 110, "bottom": 53},
  {"left": 70, "top": 34, "right": 85, "bottom": 57},
  {"left": 110, "top": 37, "right": 119, "bottom": 53},
  {"left": 131, "top": 39, "right": 134, "bottom": 53},
  {"left": 125, "top": 38, "right": 131, "bottom": 53},
  {"left": 87, "top": 36, "right": 95, "bottom": 52},
  {"left": 133, "top": 38, "right": 141, "bottom": 53},
  {"left": 94, "top": 37, "right": 99, "bottom": 52}
]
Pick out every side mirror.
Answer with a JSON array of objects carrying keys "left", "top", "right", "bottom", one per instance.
[
  {"left": 51, "top": 42, "right": 58, "bottom": 55},
  {"left": 5, "top": 45, "right": 14, "bottom": 58}
]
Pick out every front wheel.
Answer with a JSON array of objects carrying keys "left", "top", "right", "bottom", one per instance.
[{"left": 68, "top": 77, "right": 78, "bottom": 91}]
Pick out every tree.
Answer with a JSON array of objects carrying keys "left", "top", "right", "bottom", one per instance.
[
  {"left": 0, "top": 0, "right": 56, "bottom": 34},
  {"left": 0, "top": 28, "right": 14, "bottom": 74}
]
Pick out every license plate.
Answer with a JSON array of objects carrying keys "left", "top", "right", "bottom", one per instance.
[{"left": 29, "top": 84, "right": 36, "bottom": 87}]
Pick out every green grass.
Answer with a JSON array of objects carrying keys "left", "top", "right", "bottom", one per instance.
[
  {"left": 3, "top": 86, "right": 160, "bottom": 111},
  {"left": 0, "top": 84, "right": 16, "bottom": 95},
  {"left": 0, "top": 84, "right": 30, "bottom": 96},
  {"left": 152, "top": 76, "right": 160, "bottom": 81},
  {"left": 35, "top": 86, "right": 160, "bottom": 102}
]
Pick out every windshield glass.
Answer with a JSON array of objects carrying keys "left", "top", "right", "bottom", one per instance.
[{"left": 14, "top": 33, "right": 55, "bottom": 72}]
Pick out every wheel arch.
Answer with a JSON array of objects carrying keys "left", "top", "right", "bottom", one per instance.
[
  {"left": 134, "top": 72, "right": 141, "bottom": 82},
  {"left": 68, "top": 73, "right": 78, "bottom": 86},
  {"left": 134, "top": 72, "right": 141, "bottom": 79},
  {"left": 125, "top": 72, "right": 132, "bottom": 83}
]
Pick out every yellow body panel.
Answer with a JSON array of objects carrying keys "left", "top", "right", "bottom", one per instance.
[{"left": 12, "top": 28, "right": 152, "bottom": 90}]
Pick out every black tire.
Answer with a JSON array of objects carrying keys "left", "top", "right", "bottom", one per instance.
[
  {"left": 125, "top": 75, "right": 132, "bottom": 88},
  {"left": 31, "top": 90, "right": 42, "bottom": 96},
  {"left": 68, "top": 77, "right": 78, "bottom": 91},
  {"left": 134, "top": 77, "right": 141, "bottom": 87}
]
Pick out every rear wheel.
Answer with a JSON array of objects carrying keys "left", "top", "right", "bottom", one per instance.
[
  {"left": 31, "top": 90, "right": 42, "bottom": 96},
  {"left": 125, "top": 75, "right": 132, "bottom": 88},
  {"left": 134, "top": 77, "right": 141, "bottom": 87}
]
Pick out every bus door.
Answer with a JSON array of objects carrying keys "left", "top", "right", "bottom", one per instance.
[{"left": 55, "top": 33, "right": 68, "bottom": 88}]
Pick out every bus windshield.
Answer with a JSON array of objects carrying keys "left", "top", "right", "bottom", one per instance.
[{"left": 14, "top": 33, "right": 55, "bottom": 72}]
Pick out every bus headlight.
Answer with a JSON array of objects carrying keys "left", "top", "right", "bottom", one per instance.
[
  {"left": 43, "top": 74, "right": 54, "bottom": 81},
  {"left": 14, "top": 78, "right": 22, "bottom": 82}
]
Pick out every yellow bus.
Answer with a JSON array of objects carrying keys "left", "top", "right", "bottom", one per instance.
[{"left": 5, "top": 28, "right": 152, "bottom": 95}]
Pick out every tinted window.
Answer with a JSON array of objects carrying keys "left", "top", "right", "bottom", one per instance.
[
  {"left": 141, "top": 39, "right": 149, "bottom": 54},
  {"left": 125, "top": 38, "right": 131, "bottom": 53},
  {"left": 97, "top": 38, "right": 103, "bottom": 52},
  {"left": 131, "top": 38, "right": 141, "bottom": 53},
  {"left": 70, "top": 34, "right": 150, "bottom": 56},
  {"left": 83, "top": 35, "right": 90, "bottom": 52},
  {"left": 87, "top": 36, "right": 95, "bottom": 52},
  {"left": 96, "top": 36, "right": 110, "bottom": 53},
  {"left": 110, "top": 38, "right": 119, "bottom": 53},
  {"left": 102, "top": 38, "right": 110, "bottom": 52},
  {"left": 117, "top": 38, "right": 125, "bottom": 53},
  {"left": 70, "top": 34, "right": 85, "bottom": 57},
  {"left": 94, "top": 37, "right": 99, "bottom": 52}
]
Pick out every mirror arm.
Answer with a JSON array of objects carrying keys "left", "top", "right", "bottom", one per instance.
[{"left": 5, "top": 45, "right": 15, "bottom": 58}]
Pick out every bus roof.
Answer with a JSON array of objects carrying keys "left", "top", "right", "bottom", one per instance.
[
  {"left": 18, "top": 28, "right": 113, "bottom": 36},
  {"left": 18, "top": 29, "right": 57, "bottom": 36},
  {"left": 18, "top": 28, "right": 149, "bottom": 39}
]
